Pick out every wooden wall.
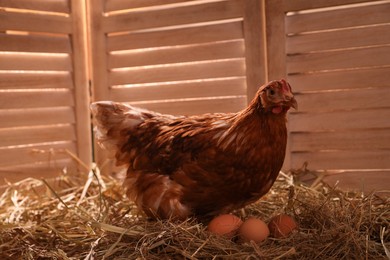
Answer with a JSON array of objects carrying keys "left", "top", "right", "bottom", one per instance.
[
  {"left": 0, "top": 0, "right": 91, "bottom": 183},
  {"left": 267, "top": 0, "right": 390, "bottom": 192}
]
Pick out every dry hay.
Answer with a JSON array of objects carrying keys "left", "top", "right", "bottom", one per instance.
[{"left": 0, "top": 164, "right": 389, "bottom": 260}]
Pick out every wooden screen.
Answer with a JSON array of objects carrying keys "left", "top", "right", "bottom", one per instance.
[
  {"left": 267, "top": 0, "right": 390, "bottom": 191},
  {"left": 0, "top": 0, "right": 91, "bottom": 183}
]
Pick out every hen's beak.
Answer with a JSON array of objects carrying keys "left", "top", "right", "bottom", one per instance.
[
  {"left": 283, "top": 93, "right": 298, "bottom": 110},
  {"left": 290, "top": 97, "right": 298, "bottom": 110}
]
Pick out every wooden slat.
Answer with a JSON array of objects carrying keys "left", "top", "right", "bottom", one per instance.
[
  {"left": 0, "top": 158, "right": 73, "bottom": 186},
  {"left": 288, "top": 67, "right": 390, "bottom": 92},
  {"left": 323, "top": 171, "right": 390, "bottom": 193},
  {"left": 107, "top": 21, "right": 244, "bottom": 51},
  {"left": 110, "top": 77, "right": 246, "bottom": 102},
  {"left": 286, "top": 2, "right": 390, "bottom": 34},
  {"left": 0, "top": 34, "right": 71, "bottom": 53},
  {"left": 286, "top": 24, "right": 390, "bottom": 54},
  {"left": 283, "top": 0, "right": 379, "bottom": 12},
  {"left": 0, "top": 89, "right": 74, "bottom": 109},
  {"left": 295, "top": 87, "right": 390, "bottom": 112},
  {"left": 0, "top": 72, "right": 73, "bottom": 89},
  {"left": 287, "top": 45, "right": 390, "bottom": 74},
  {"left": 129, "top": 96, "right": 247, "bottom": 116},
  {"left": 0, "top": 53, "right": 72, "bottom": 71},
  {"left": 291, "top": 129, "right": 390, "bottom": 152},
  {"left": 0, "top": 141, "right": 76, "bottom": 167},
  {"left": 108, "top": 40, "right": 245, "bottom": 69},
  {"left": 289, "top": 109, "right": 390, "bottom": 132},
  {"left": 0, "top": 107, "right": 75, "bottom": 128},
  {"left": 0, "top": 124, "right": 76, "bottom": 147},
  {"left": 103, "top": 0, "right": 244, "bottom": 33},
  {"left": 105, "top": 0, "right": 194, "bottom": 12},
  {"left": 109, "top": 58, "right": 246, "bottom": 86},
  {"left": 0, "top": 11, "right": 72, "bottom": 34},
  {"left": 291, "top": 150, "right": 390, "bottom": 170},
  {"left": 0, "top": 0, "right": 70, "bottom": 13}
]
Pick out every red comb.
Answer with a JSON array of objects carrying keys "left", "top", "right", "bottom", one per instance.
[{"left": 280, "top": 79, "right": 291, "bottom": 93}]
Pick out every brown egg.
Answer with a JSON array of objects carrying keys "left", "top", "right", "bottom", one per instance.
[
  {"left": 207, "top": 214, "right": 243, "bottom": 238},
  {"left": 239, "top": 217, "right": 270, "bottom": 243},
  {"left": 268, "top": 214, "right": 297, "bottom": 238}
]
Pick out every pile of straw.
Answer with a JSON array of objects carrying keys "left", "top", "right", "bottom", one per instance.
[{"left": 0, "top": 164, "right": 389, "bottom": 259}]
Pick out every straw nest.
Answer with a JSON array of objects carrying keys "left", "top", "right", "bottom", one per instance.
[{"left": 0, "top": 163, "right": 389, "bottom": 259}]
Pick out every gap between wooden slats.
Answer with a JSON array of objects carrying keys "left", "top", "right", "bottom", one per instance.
[
  {"left": 0, "top": 107, "right": 75, "bottom": 128},
  {"left": 323, "top": 171, "right": 390, "bottom": 193},
  {"left": 0, "top": 53, "right": 72, "bottom": 71},
  {"left": 289, "top": 108, "right": 390, "bottom": 132},
  {"left": 128, "top": 96, "right": 247, "bottom": 116},
  {"left": 105, "top": 0, "right": 195, "bottom": 12},
  {"left": 0, "top": 34, "right": 71, "bottom": 53},
  {"left": 103, "top": 0, "right": 244, "bottom": 33},
  {"left": 291, "top": 150, "right": 390, "bottom": 170},
  {"left": 109, "top": 59, "right": 246, "bottom": 86},
  {"left": 0, "top": 11, "right": 72, "bottom": 34},
  {"left": 286, "top": 2, "right": 390, "bottom": 34},
  {"left": 0, "top": 158, "right": 73, "bottom": 185},
  {"left": 295, "top": 87, "right": 390, "bottom": 112},
  {"left": 0, "top": 90, "right": 74, "bottom": 109},
  {"left": 287, "top": 45, "right": 390, "bottom": 74},
  {"left": 291, "top": 129, "right": 390, "bottom": 152},
  {"left": 286, "top": 24, "right": 390, "bottom": 54},
  {"left": 288, "top": 67, "right": 390, "bottom": 92},
  {"left": 0, "top": 0, "right": 70, "bottom": 13},
  {"left": 109, "top": 40, "right": 245, "bottom": 69},
  {"left": 0, "top": 72, "right": 73, "bottom": 89},
  {"left": 0, "top": 124, "right": 76, "bottom": 148},
  {"left": 0, "top": 141, "right": 76, "bottom": 167},
  {"left": 110, "top": 77, "right": 246, "bottom": 102},
  {"left": 283, "top": 0, "right": 373, "bottom": 12},
  {"left": 107, "top": 21, "right": 243, "bottom": 51}
]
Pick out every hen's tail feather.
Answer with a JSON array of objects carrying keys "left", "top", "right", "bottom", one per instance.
[{"left": 90, "top": 101, "right": 146, "bottom": 156}]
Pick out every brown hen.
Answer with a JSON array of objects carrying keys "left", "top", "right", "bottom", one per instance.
[{"left": 91, "top": 79, "right": 297, "bottom": 220}]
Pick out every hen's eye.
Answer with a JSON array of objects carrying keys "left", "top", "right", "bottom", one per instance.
[{"left": 269, "top": 89, "right": 275, "bottom": 96}]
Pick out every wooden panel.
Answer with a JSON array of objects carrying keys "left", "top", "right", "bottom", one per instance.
[
  {"left": 283, "top": 0, "right": 379, "bottom": 12},
  {"left": 0, "top": 0, "right": 70, "bottom": 13},
  {"left": 0, "top": 141, "right": 76, "bottom": 167},
  {"left": 108, "top": 40, "right": 245, "bottom": 69},
  {"left": 105, "top": 0, "right": 194, "bottom": 12},
  {"left": 107, "top": 21, "right": 243, "bottom": 51},
  {"left": 0, "top": 124, "right": 76, "bottom": 147},
  {"left": 110, "top": 77, "right": 246, "bottom": 102},
  {"left": 291, "top": 150, "right": 390, "bottom": 170},
  {"left": 286, "top": 24, "right": 390, "bottom": 54},
  {"left": 289, "top": 109, "right": 390, "bottom": 132},
  {"left": 0, "top": 72, "right": 73, "bottom": 89},
  {"left": 0, "top": 90, "right": 74, "bottom": 109},
  {"left": 0, "top": 107, "right": 75, "bottom": 128},
  {"left": 288, "top": 67, "right": 390, "bottom": 92},
  {"left": 0, "top": 11, "right": 72, "bottom": 34},
  {"left": 286, "top": 2, "right": 390, "bottom": 34},
  {"left": 103, "top": 0, "right": 244, "bottom": 33},
  {"left": 287, "top": 45, "right": 390, "bottom": 74},
  {"left": 295, "top": 87, "right": 390, "bottom": 112},
  {"left": 0, "top": 34, "right": 71, "bottom": 53},
  {"left": 130, "top": 96, "right": 247, "bottom": 116},
  {"left": 291, "top": 129, "right": 390, "bottom": 152},
  {"left": 109, "top": 59, "right": 246, "bottom": 86},
  {"left": 0, "top": 53, "right": 72, "bottom": 71},
  {"left": 323, "top": 171, "right": 390, "bottom": 193}
]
